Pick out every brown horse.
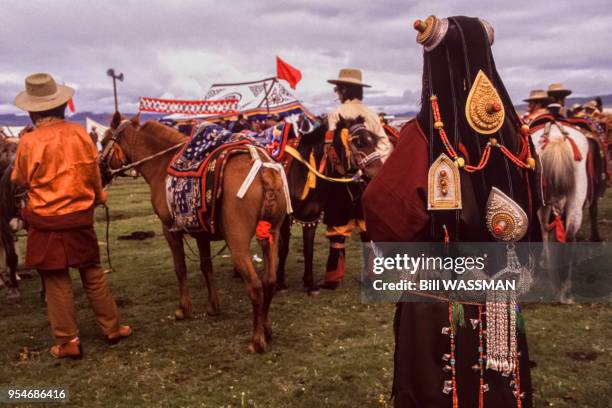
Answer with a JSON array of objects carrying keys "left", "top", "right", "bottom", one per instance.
[{"left": 101, "top": 112, "right": 287, "bottom": 353}]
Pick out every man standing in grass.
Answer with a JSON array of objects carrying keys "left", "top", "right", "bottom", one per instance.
[{"left": 11, "top": 73, "right": 132, "bottom": 359}]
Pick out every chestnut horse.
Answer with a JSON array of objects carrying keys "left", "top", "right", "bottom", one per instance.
[
  {"left": 101, "top": 113, "right": 287, "bottom": 353},
  {"left": 277, "top": 115, "right": 383, "bottom": 293}
]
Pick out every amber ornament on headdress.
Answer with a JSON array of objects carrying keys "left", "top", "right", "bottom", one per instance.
[
  {"left": 465, "top": 70, "right": 505, "bottom": 135},
  {"left": 413, "top": 15, "right": 449, "bottom": 51}
]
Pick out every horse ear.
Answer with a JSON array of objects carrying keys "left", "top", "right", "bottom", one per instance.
[
  {"left": 110, "top": 111, "right": 122, "bottom": 129},
  {"left": 130, "top": 112, "right": 141, "bottom": 128}
]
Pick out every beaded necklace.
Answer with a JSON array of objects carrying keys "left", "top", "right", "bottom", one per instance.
[{"left": 429, "top": 95, "right": 535, "bottom": 172}]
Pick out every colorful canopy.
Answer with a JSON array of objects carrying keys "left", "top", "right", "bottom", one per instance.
[{"left": 165, "top": 77, "right": 313, "bottom": 121}]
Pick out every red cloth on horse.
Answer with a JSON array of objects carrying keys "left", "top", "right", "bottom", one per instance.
[
  {"left": 362, "top": 119, "right": 430, "bottom": 242},
  {"left": 21, "top": 207, "right": 100, "bottom": 270}
]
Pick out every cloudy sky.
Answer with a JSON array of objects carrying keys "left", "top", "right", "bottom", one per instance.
[{"left": 1, "top": 0, "right": 611, "bottom": 115}]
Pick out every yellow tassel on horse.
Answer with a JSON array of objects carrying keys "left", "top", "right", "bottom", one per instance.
[
  {"left": 300, "top": 151, "right": 317, "bottom": 199},
  {"left": 340, "top": 128, "right": 351, "bottom": 162}
]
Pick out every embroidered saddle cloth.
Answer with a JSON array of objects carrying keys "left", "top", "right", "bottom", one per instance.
[{"left": 165, "top": 124, "right": 259, "bottom": 234}]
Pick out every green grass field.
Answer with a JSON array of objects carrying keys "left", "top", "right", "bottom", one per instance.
[{"left": 1, "top": 177, "right": 610, "bottom": 407}]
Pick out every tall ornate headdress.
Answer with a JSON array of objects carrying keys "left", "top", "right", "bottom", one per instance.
[{"left": 413, "top": 15, "right": 494, "bottom": 52}]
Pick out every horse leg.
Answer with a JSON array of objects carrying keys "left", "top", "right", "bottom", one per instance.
[
  {"left": 6, "top": 238, "right": 20, "bottom": 300},
  {"left": 230, "top": 244, "right": 267, "bottom": 353},
  {"left": 195, "top": 237, "right": 220, "bottom": 316},
  {"left": 589, "top": 198, "right": 602, "bottom": 242},
  {"left": 302, "top": 223, "right": 319, "bottom": 295},
  {"left": 258, "top": 229, "right": 279, "bottom": 342},
  {"left": 162, "top": 226, "right": 192, "bottom": 320},
  {"left": 276, "top": 216, "right": 291, "bottom": 290}
]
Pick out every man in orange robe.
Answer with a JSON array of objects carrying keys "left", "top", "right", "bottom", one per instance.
[{"left": 11, "top": 73, "right": 132, "bottom": 358}]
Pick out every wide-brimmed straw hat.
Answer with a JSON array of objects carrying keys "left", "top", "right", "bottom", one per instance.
[
  {"left": 327, "top": 68, "right": 371, "bottom": 88},
  {"left": 547, "top": 83, "right": 572, "bottom": 98},
  {"left": 14, "top": 73, "right": 74, "bottom": 112},
  {"left": 523, "top": 89, "right": 551, "bottom": 103}
]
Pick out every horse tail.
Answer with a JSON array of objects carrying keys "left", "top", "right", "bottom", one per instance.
[
  {"left": 259, "top": 167, "right": 284, "bottom": 224},
  {"left": 540, "top": 138, "right": 576, "bottom": 203}
]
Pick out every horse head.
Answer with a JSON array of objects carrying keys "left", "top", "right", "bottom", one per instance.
[
  {"left": 99, "top": 111, "right": 141, "bottom": 186},
  {"left": 0, "top": 139, "right": 17, "bottom": 175},
  {"left": 333, "top": 115, "right": 383, "bottom": 181}
]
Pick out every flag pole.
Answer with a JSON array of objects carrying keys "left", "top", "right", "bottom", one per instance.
[
  {"left": 263, "top": 78, "right": 272, "bottom": 115},
  {"left": 106, "top": 68, "right": 124, "bottom": 112}
]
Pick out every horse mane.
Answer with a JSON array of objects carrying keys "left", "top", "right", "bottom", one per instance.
[{"left": 139, "top": 120, "right": 188, "bottom": 146}]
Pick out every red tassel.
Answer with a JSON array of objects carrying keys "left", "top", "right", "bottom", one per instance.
[
  {"left": 255, "top": 220, "right": 273, "bottom": 245},
  {"left": 546, "top": 215, "right": 567, "bottom": 243},
  {"left": 565, "top": 136, "right": 583, "bottom": 162}
]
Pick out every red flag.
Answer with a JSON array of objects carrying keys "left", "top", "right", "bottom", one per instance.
[
  {"left": 67, "top": 98, "right": 76, "bottom": 113},
  {"left": 276, "top": 56, "right": 302, "bottom": 90}
]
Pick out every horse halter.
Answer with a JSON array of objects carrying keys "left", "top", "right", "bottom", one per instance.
[
  {"left": 346, "top": 123, "right": 381, "bottom": 170},
  {"left": 99, "top": 119, "right": 132, "bottom": 183},
  {"left": 100, "top": 119, "right": 187, "bottom": 185}
]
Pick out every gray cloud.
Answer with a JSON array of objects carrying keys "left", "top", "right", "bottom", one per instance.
[{"left": 0, "top": 0, "right": 610, "bottom": 115}]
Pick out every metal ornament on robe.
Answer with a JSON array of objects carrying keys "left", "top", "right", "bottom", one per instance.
[
  {"left": 485, "top": 187, "right": 528, "bottom": 242},
  {"left": 428, "top": 153, "right": 462, "bottom": 210},
  {"left": 483, "top": 187, "right": 532, "bottom": 376},
  {"left": 465, "top": 70, "right": 505, "bottom": 135}
]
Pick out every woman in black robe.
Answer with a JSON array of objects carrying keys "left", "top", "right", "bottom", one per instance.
[{"left": 363, "top": 16, "right": 541, "bottom": 407}]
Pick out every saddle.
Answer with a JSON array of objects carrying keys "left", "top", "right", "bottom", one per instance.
[
  {"left": 165, "top": 123, "right": 292, "bottom": 236},
  {"left": 165, "top": 124, "right": 259, "bottom": 235}
]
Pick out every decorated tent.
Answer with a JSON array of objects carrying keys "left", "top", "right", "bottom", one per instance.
[
  {"left": 163, "top": 77, "right": 313, "bottom": 122},
  {"left": 0, "top": 126, "right": 25, "bottom": 138},
  {"left": 85, "top": 117, "right": 108, "bottom": 150}
]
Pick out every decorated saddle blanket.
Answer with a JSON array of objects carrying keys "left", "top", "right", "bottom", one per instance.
[
  {"left": 241, "top": 121, "right": 294, "bottom": 160},
  {"left": 166, "top": 124, "right": 260, "bottom": 234},
  {"left": 165, "top": 123, "right": 292, "bottom": 235}
]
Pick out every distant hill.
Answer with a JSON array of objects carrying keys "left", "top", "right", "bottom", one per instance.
[
  {"left": 0, "top": 111, "right": 162, "bottom": 127},
  {"left": 3, "top": 93, "right": 610, "bottom": 126},
  {"left": 390, "top": 94, "right": 612, "bottom": 116}
]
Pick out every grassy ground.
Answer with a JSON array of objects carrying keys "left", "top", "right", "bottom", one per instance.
[{"left": 1, "top": 177, "right": 610, "bottom": 407}]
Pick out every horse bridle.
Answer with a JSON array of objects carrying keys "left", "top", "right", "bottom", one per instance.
[
  {"left": 99, "top": 119, "right": 132, "bottom": 179},
  {"left": 346, "top": 123, "right": 381, "bottom": 171}
]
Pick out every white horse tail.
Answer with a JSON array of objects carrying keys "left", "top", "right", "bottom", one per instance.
[{"left": 540, "top": 138, "right": 576, "bottom": 203}]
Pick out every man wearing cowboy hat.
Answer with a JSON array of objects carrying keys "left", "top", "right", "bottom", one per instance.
[
  {"left": 521, "top": 89, "right": 551, "bottom": 124},
  {"left": 547, "top": 83, "right": 572, "bottom": 116},
  {"left": 327, "top": 68, "right": 392, "bottom": 161},
  {"left": 11, "top": 73, "right": 131, "bottom": 359},
  {"left": 316, "top": 69, "right": 393, "bottom": 290}
]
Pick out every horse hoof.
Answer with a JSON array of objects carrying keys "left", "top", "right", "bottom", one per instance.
[
  {"left": 307, "top": 288, "right": 320, "bottom": 297},
  {"left": 174, "top": 308, "right": 186, "bottom": 320},
  {"left": 7, "top": 289, "right": 21, "bottom": 301},
  {"left": 560, "top": 296, "right": 576, "bottom": 305},
  {"left": 206, "top": 306, "right": 220, "bottom": 316},
  {"left": 264, "top": 326, "right": 273, "bottom": 342},
  {"left": 247, "top": 337, "right": 267, "bottom": 354}
]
